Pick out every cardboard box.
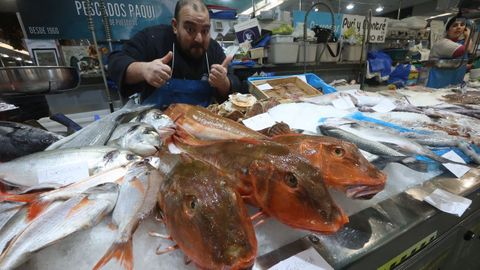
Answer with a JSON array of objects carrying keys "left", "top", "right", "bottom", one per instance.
[{"left": 249, "top": 77, "right": 321, "bottom": 102}]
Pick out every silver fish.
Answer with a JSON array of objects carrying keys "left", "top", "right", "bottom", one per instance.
[
  {"left": 93, "top": 162, "right": 161, "bottom": 270},
  {"left": 107, "top": 123, "right": 161, "bottom": 157},
  {"left": 47, "top": 101, "right": 152, "bottom": 150},
  {"left": 0, "top": 166, "right": 128, "bottom": 208},
  {"left": 0, "top": 202, "right": 24, "bottom": 231},
  {"left": 322, "top": 119, "right": 471, "bottom": 166},
  {"left": 131, "top": 108, "right": 176, "bottom": 139},
  {"left": 0, "top": 183, "right": 119, "bottom": 270},
  {"left": 0, "top": 202, "right": 62, "bottom": 257},
  {"left": 0, "top": 121, "right": 63, "bottom": 162},
  {"left": 457, "top": 141, "right": 480, "bottom": 165},
  {"left": 0, "top": 147, "right": 141, "bottom": 187}
]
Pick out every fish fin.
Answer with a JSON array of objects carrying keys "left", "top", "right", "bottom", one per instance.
[
  {"left": 27, "top": 200, "right": 51, "bottom": 221},
  {"left": 148, "top": 232, "right": 172, "bottom": 240},
  {"left": 372, "top": 156, "right": 429, "bottom": 172},
  {"left": 156, "top": 244, "right": 179, "bottom": 255},
  {"left": 250, "top": 211, "right": 268, "bottom": 221},
  {"left": 254, "top": 219, "right": 267, "bottom": 227},
  {"left": 184, "top": 255, "right": 192, "bottom": 265},
  {"left": 93, "top": 241, "right": 134, "bottom": 270},
  {"left": 173, "top": 127, "right": 209, "bottom": 146},
  {"left": 0, "top": 192, "right": 39, "bottom": 203}
]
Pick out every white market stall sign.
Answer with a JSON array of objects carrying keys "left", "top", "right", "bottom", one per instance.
[{"left": 341, "top": 15, "right": 388, "bottom": 43}]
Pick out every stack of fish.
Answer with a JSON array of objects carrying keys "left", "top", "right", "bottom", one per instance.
[{"left": 0, "top": 100, "right": 391, "bottom": 269}]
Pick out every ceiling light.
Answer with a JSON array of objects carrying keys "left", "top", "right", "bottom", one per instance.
[
  {"left": 0, "top": 54, "right": 9, "bottom": 58},
  {"left": 428, "top": 12, "right": 453, "bottom": 20},
  {"left": 314, "top": 8, "right": 319, "bottom": 12},
  {"left": 346, "top": 3, "right": 354, "bottom": 10},
  {"left": 375, "top": 6, "right": 384, "bottom": 12},
  {"left": 15, "top": 57, "right": 22, "bottom": 61}
]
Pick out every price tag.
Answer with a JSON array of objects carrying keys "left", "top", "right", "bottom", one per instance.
[
  {"left": 372, "top": 99, "right": 396, "bottom": 113},
  {"left": 332, "top": 96, "right": 355, "bottom": 110},
  {"left": 441, "top": 150, "right": 471, "bottom": 178},
  {"left": 257, "top": 83, "right": 273, "bottom": 91},
  {"left": 37, "top": 161, "right": 89, "bottom": 185},
  {"left": 424, "top": 188, "right": 472, "bottom": 217},
  {"left": 269, "top": 247, "right": 334, "bottom": 270},
  {"left": 242, "top": 112, "right": 276, "bottom": 131}
]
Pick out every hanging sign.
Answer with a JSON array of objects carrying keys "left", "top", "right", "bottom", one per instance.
[
  {"left": 341, "top": 14, "right": 388, "bottom": 43},
  {"left": 17, "top": 0, "right": 175, "bottom": 40}
]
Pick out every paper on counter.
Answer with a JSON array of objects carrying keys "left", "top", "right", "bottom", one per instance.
[
  {"left": 424, "top": 188, "right": 472, "bottom": 217},
  {"left": 441, "top": 150, "right": 471, "bottom": 178},
  {"left": 269, "top": 247, "right": 334, "bottom": 270},
  {"left": 242, "top": 113, "right": 276, "bottom": 131},
  {"left": 221, "top": 23, "right": 231, "bottom": 37},
  {"left": 257, "top": 83, "right": 273, "bottom": 91},
  {"left": 372, "top": 98, "right": 396, "bottom": 113},
  {"left": 332, "top": 96, "right": 355, "bottom": 110},
  {"left": 37, "top": 161, "right": 89, "bottom": 185}
]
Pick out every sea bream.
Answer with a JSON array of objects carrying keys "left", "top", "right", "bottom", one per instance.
[
  {"left": 0, "top": 166, "right": 129, "bottom": 220},
  {"left": 107, "top": 123, "right": 161, "bottom": 156},
  {"left": 164, "top": 103, "right": 268, "bottom": 143},
  {"left": 156, "top": 155, "right": 257, "bottom": 270},
  {"left": 176, "top": 138, "right": 349, "bottom": 233},
  {"left": 0, "top": 121, "right": 63, "bottom": 162},
  {"left": 93, "top": 162, "right": 161, "bottom": 270},
  {"left": 0, "top": 147, "right": 141, "bottom": 187},
  {"left": 0, "top": 183, "right": 119, "bottom": 270},
  {"left": 131, "top": 108, "right": 176, "bottom": 139},
  {"left": 271, "top": 134, "right": 387, "bottom": 199}
]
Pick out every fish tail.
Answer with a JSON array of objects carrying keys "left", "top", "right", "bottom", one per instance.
[
  {"left": 93, "top": 240, "right": 134, "bottom": 270},
  {"left": 27, "top": 200, "right": 51, "bottom": 221},
  {"left": 0, "top": 192, "right": 39, "bottom": 203}
]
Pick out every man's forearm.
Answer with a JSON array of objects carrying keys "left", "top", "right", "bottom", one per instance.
[{"left": 125, "top": 62, "right": 147, "bottom": 84}]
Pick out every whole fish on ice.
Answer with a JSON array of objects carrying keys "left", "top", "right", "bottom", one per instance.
[
  {"left": 93, "top": 162, "right": 161, "bottom": 270},
  {"left": 271, "top": 134, "right": 386, "bottom": 199},
  {"left": 47, "top": 101, "right": 151, "bottom": 150},
  {"left": 0, "top": 147, "right": 141, "bottom": 187},
  {"left": 176, "top": 138, "right": 349, "bottom": 233},
  {"left": 0, "top": 121, "right": 63, "bottom": 162},
  {"left": 131, "top": 108, "right": 176, "bottom": 139},
  {"left": 156, "top": 154, "right": 257, "bottom": 270},
  {"left": 164, "top": 103, "right": 268, "bottom": 143},
  {"left": 0, "top": 183, "right": 119, "bottom": 270},
  {"left": 107, "top": 123, "right": 161, "bottom": 156}
]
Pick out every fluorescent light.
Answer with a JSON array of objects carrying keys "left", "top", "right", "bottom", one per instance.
[
  {"left": 314, "top": 8, "right": 319, "bottom": 12},
  {"left": 25, "top": 60, "right": 33, "bottom": 63},
  {"left": 375, "top": 6, "right": 384, "bottom": 12},
  {"left": 0, "top": 42, "right": 29, "bottom": 56},
  {"left": 15, "top": 57, "right": 22, "bottom": 61},
  {"left": 428, "top": 12, "right": 453, "bottom": 20},
  {"left": 346, "top": 3, "right": 354, "bottom": 10},
  {"left": 240, "top": 0, "right": 285, "bottom": 16},
  {"left": 0, "top": 54, "right": 9, "bottom": 58}
]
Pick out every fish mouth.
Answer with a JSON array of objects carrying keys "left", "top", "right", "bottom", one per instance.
[{"left": 345, "top": 184, "right": 385, "bottom": 199}]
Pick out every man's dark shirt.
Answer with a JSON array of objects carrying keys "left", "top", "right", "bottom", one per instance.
[{"left": 108, "top": 25, "right": 239, "bottom": 102}]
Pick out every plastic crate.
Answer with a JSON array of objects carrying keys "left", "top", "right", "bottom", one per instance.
[
  {"left": 268, "top": 42, "right": 299, "bottom": 64},
  {"left": 248, "top": 73, "right": 337, "bottom": 94},
  {"left": 270, "top": 35, "right": 294, "bottom": 43},
  {"left": 298, "top": 42, "right": 317, "bottom": 63}
]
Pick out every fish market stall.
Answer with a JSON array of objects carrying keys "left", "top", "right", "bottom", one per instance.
[{"left": 1, "top": 86, "right": 480, "bottom": 270}]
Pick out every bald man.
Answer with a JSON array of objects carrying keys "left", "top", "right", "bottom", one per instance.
[{"left": 109, "top": 0, "right": 239, "bottom": 108}]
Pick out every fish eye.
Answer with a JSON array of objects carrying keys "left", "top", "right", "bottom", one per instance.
[
  {"left": 41, "top": 138, "right": 52, "bottom": 144},
  {"left": 126, "top": 154, "right": 136, "bottom": 161},
  {"left": 333, "top": 147, "right": 345, "bottom": 157},
  {"left": 184, "top": 195, "right": 198, "bottom": 217},
  {"left": 285, "top": 173, "right": 298, "bottom": 188},
  {"left": 190, "top": 199, "right": 196, "bottom": 209}
]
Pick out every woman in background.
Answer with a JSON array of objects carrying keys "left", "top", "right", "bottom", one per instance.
[{"left": 427, "top": 14, "right": 473, "bottom": 88}]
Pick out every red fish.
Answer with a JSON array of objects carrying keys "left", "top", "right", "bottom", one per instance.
[
  {"left": 272, "top": 134, "right": 387, "bottom": 199},
  {"left": 176, "top": 138, "right": 349, "bottom": 234},
  {"left": 164, "top": 103, "right": 268, "bottom": 143},
  {"left": 157, "top": 155, "right": 257, "bottom": 270}
]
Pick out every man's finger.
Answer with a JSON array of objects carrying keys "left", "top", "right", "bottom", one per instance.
[
  {"left": 160, "top": 51, "right": 173, "bottom": 64},
  {"left": 221, "top": 55, "right": 233, "bottom": 68}
]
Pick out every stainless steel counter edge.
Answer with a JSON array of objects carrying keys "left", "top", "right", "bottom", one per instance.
[{"left": 255, "top": 168, "right": 480, "bottom": 269}]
